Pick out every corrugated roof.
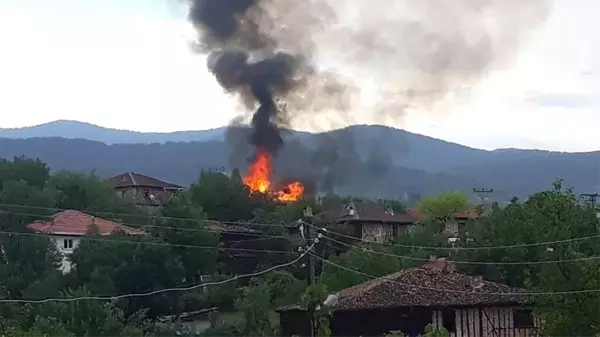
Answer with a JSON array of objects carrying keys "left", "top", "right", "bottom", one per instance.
[{"left": 27, "top": 210, "right": 147, "bottom": 236}]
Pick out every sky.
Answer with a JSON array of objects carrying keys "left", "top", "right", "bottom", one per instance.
[{"left": 0, "top": 0, "right": 598, "bottom": 152}]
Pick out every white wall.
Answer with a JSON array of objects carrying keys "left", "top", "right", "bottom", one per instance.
[{"left": 52, "top": 235, "right": 81, "bottom": 273}]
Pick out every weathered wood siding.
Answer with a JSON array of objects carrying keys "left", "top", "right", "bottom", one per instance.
[
  {"left": 361, "top": 223, "right": 394, "bottom": 243},
  {"left": 432, "top": 306, "right": 541, "bottom": 337}
]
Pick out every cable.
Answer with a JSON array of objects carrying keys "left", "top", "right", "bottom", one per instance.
[
  {"left": 0, "top": 210, "right": 290, "bottom": 240},
  {"left": 0, "top": 242, "right": 316, "bottom": 304},
  {"left": 308, "top": 222, "right": 600, "bottom": 251},
  {"left": 0, "top": 230, "right": 297, "bottom": 255},
  {"left": 311, "top": 253, "right": 600, "bottom": 296},
  {"left": 0, "top": 203, "right": 285, "bottom": 228},
  {"left": 323, "top": 235, "right": 600, "bottom": 265}
]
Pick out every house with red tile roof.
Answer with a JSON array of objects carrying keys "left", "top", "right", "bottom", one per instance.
[
  {"left": 27, "top": 210, "right": 146, "bottom": 273},
  {"left": 107, "top": 172, "right": 184, "bottom": 207}
]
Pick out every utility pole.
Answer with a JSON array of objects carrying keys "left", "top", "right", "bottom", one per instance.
[
  {"left": 302, "top": 206, "right": 316, "bottom": 337},
  {"left": 473, "top": 188, "right": 493, "bottom": 204},
  {"left": 303, "top": 206, "right": 316, "bottom": 286},
  {"left": 581, "top": 193, "right": 600, "bottom": 209}
]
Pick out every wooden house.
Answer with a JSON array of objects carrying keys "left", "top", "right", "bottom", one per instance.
[
  {"left": 314, "top": 201, "right": 418, "bottom": 243},
  {"left": 278, "top": 259, "right": 540, "bottom": 337},
  {"left": 108, "top": 172, "right": 183, "bottom": 207}
]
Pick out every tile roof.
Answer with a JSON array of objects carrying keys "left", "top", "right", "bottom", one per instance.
[
  {"left": 108, "top": 172, "right": 183, "bottom": 189},
  {"left": 335, "top": 260, "right": 527, "bottom": 311},
  {"left": 27, "top": 210, "right": 147, "bottom": 236},
  {"left": 315, "top": 201, "right": 417, "bottom": 224}
]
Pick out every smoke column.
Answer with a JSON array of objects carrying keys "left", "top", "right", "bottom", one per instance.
[{"left": 188, "top": 0, "right": 551, "bottom": 193}]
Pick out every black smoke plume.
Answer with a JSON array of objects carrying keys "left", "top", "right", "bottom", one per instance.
[{"left": 188, "top": 0, "right": 551, "bottom": 195}]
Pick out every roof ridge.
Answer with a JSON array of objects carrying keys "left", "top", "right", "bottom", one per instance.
[{"left": 128, "top": 172, "right": 137, "bottom": 186}]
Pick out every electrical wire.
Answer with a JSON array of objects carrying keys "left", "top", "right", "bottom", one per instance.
[
  {"left": 307, "top": 222, "right": 600, "bottom": 251},
  {"left": 0, "top": 210, "right": 291, "bottom": 240},
  {"left": 0, "top": 242, "right": 316, "bottom": 304},
  {"left": 0, "top": 203, "right": 285, "bottom": 228},
  {"left": 311, "top": 253, "right": 600, "bottom": 296},
  {"left": 0, "top": 230, "right": 297, "bottom": 255},
  {"left": 322, "top": 235, "right": 600, "bottom": 265}
]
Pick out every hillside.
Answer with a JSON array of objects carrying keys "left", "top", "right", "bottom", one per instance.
[{"left": 0, "top": 121, "right": 598, "bottom": 200}]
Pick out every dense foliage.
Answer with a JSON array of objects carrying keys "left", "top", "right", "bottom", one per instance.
[{"left": 0, "top": 156, "right": 599, "bottom": 336}]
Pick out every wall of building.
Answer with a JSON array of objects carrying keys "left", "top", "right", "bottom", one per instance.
[
  {"left": 431, "top": 306, "right": 540, "bottom": 337},
  {"left": 116, "top": 186, "right": 176, "bottom": 206},
  {"left": 361, "top": 223, "right": 394, "bottom": 243},
  {"left": 52, "top": 235, "right": 81, "bottom": 273}
]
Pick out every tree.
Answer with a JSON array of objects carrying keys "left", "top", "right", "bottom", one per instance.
[
  {"left": 459, "top": 181, "right": 600, "bottom": 335},
  {"left": 189, "top": 171, "right": 256, "bottom": 221},
  {"left": 416, "top": 191, "right": 470, "bottom": 220},
  {"left": 68, "top": 231, "right": 187, "bottom": 317},
  {"left": 158, "top": 194, "right": 220, "bottom": 284}
]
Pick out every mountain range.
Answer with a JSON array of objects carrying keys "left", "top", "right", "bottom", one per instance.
[{"left": 1, "top": 120, "right": 598, "bottom": 201}]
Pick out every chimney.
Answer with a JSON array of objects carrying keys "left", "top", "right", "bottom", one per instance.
[
  {"left": 470, "top": 276, "right": 485, "bottom": 290},
  {"left": 385, "top": 203, "right": 394, "bottom": 216},
  {"left": 345, "top": 202, "right": 357, "bottom": 217}
]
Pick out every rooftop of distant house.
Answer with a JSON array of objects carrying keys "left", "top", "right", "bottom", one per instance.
[
  {"left": 108, "top": 172, "right": 184, "bottom": 190},
  {"left": 278, "top": 259, "right": 528, "bottom": 313},
  {"left": 315, "top": 201, "right": 418, "bottom": 224},
  {"left": 26, "top": 210, "right": 147, "bottom": 236},
  {"left": 408, "top": 208, "right": 479, "bottom": 221},
  {"left": 334, "top": 259, "right": 527, "bottom": 311}
]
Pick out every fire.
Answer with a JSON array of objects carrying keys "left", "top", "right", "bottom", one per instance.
[{"left": 243, "top": 149, "right": 304, "bottom": 202}]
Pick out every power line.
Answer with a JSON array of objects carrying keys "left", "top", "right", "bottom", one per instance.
[
  {"left": 0, "top": 230, "right": 297, "bottom": 255},
  {"left": 0, "top": 210, "right": 291, "bottom": 240},
  {"left": 323, "top": 235, "right": 600, "bottom": 265},
  {"left": 311, "top": 253, "right": 600, "bottom": 296},
  {"left": 308, "top": 223, "right": 600, "bottom": 251},
  {"left": 0, "top": 242, "right": 316, "bottom": 304},
  {"left": 581, "top": 193, "right": 600, "bottom": 209},
  {"left": 473, "top": 188, "right": 493, "bottom": 202},
  {"left": 0, "top": 203, "right": 285, "bottom": 228}
]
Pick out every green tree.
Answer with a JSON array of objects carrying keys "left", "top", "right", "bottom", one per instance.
[
  {"left": 459, "top": 181, "right": 600, "bottom": 335},
  {"left": 189, "top": 171, "right": 256, "bottom": 221},
  {"left": 68, "top": 232, "right": 186, "bottom": 317},
  {"left": 416, "top": 191, "right": 470, "bottom": 220},
  {"left": 158, "top": 194, "right": 220, "bottom": 284}
]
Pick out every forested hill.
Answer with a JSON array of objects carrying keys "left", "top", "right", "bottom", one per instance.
[{"left": 0, "top": 131, "right": 598, "bottom": 201}]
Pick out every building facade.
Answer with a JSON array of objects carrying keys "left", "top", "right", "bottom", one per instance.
[{"left": 315, "top": 201, "right": 418, "bottom": 243}]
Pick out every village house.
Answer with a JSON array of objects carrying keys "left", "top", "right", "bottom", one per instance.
[
  {"left": 26, "top": 210, "right": 146, "bottom": 273},
  {"left": 108, "top": 172, "right": 184, "bottom": 208},
  {"left": 278, "top": 259, "right": 539, "bottom": 337},
  {"left": 409, "top": 208, "right": 479, "bottom": 244},
  {"left": 314, "top": 201, "right": 418, "bottom": 243}
]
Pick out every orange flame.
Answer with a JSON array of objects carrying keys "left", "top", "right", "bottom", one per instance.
[{"left": 243, "top": 149, "right": 304, "bottom": 202}]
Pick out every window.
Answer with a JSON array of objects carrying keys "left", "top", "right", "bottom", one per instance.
[
  {"left": 441, "top": 309, "right": 456, "bottom": 333},
  {"left": 144, "top": 190, "right": 150, "bottom": 198},
  {"left": 63, "top": 239, "right": 73, "bottom": 250},
  {"left": 513, "top": 309, "right": 534, "bottom": 328}
]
